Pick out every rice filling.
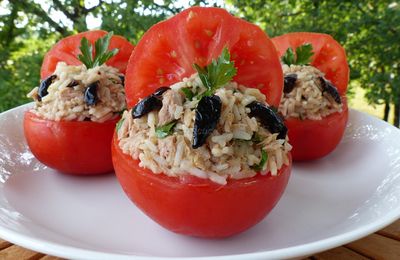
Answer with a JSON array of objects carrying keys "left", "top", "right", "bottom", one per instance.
[
  {"left": 27, "top": 62, "right": 125, "bottom": 122},
  {"left": 117, "top": 73, "right": 292, "bottom": 185},
  {"left": 279, "top": 64, "right": 343, "bottom": 120}
]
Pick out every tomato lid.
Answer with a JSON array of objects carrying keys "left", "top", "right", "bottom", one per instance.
[
  {"left": 125, "top": 7, "right": 283, "bottom": 108},
  {"left": 272, "top": 32, "right": 349, "bottom": 95},
  {"left": 41, "top": 30, "right": 135, "bottom": 79}
]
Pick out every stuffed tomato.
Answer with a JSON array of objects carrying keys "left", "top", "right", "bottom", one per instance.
[
  {"left": 24, "top": 30, "right": 134, "bottom": 174},
  {"left": 272, "top": 32, "right": 349, "bottom": 161},
  {"left": 112, "top": 7, "right": 292, "bottom": 238}
]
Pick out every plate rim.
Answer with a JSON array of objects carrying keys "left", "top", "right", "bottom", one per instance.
[
  {"left": 0, "top": 207, "right": 398, "bottom": 260},
  {"left": 0, "top": 104, "right": 399, "bottom": 260}
]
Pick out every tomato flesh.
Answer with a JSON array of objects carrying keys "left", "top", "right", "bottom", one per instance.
[
  {"left": 112, "top": 134, "right": 292, "bottom": 238},
  {"left": 125, "top": 7, "right": 283, "bottom": 108},
  {"left": 24, "top": 111, "right": 118, "bottom": 174},
  {"left": 41, "top": 30, "right": 134, "bottom": 79}
]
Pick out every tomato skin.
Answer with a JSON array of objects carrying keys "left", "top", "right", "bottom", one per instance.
[
  {"left": 125, "top": 6, "right": 283, "bottom": 108},
  {"left": 286, "top": 100, "right": 349, "bottom": 161},
  {"left": 112, "top": 134, "right": 292, "bottom": 238},
  {"left": 41, "top": 30, "right": 134, "bottom": 79},
  {"left": 24, "top": 111, "right": 118, "bottom": 174},
  {"left": 271, "top": 32, "right": 349, "bottom": 95}
]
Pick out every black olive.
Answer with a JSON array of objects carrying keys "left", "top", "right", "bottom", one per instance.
[
  {"left": 247, "top": 101, "right": 287, "bottom": 139},
  {"left": 119, "top": 75, "right": 125, "bottom": 86},
  {"left": 132, "top": 96, "right": 163, "bottom": 118},
  {"left": 38, "top": 75, "right": 57, "bottom": 100},
  {"left": 319, "top": 77, "right": 341, "bottom": 104},
  {"left": 67, "top": 80, "right": 79, "bottom": 88},
  {"left": 131, "top": 87, "right": 170, "bottom": 119},
  {"left": 84, "top": 81, "right": 99, "bottom": 106},
  {"left": 284, "top": 74, "right": 297, "bottom": 93},
  {"left": 192, "top": 95, "right": 222, "bottom": 149},
  {"left": 153, "top": 86, "right": 170, "bottom": 98}
]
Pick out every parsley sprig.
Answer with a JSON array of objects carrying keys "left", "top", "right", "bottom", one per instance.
[
  {"left": 78, "top": 32, "right": 119, "bottom": 69},
  {"left": 180, "top": 87, "right": 195, "bottom": 100},
  {"left": 282, "top": 43, "right": 314, "bottom": 66},
  {"left": 116, "top": 118, "right": 125, "bottom": 132},
  {"left": 252, "top": 149, "right": 268, "bottom": 171},
  {"left": 193, "top": 47, "right": 237, "bottom": 97},
  {"left": 155, "top": 121, "right": 177, "bottom": 139}
]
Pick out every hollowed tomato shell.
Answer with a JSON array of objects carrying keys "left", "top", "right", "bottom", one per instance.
[
  {"left": 24, "top": 111, "right": 118, "bottom": 174},
  {"left": 112, "top": 134, "right": 292, "bottom": 238},
  {"left": 286, "top": 100, "right": 349, "bottom": 161}
]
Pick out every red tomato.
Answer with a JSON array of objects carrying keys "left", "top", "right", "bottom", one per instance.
[
  {"left": 26, "top": 31, "right": 134, "bottom": 174},
  {"left": 272, "top": 32, "right": 349, "bottom": 161},
  {"left": 124, "top": 7, "right": 283, "bottom": 108},
  {"left": 114, "top": 7, "right": 290, "bottom": 237},
  {"left": 24, "top": 112, "right": 119, "bottom": 174},
  {"left": 41, "top": 30, "right": 134, "bottom": 79},
  {"left": 271, "top": 32, "right": 349, "bottom": 95},
  {"left": 286, "top": 100, "right": 349, "bottom": 161},
  {"left": 112, "top": 134, "right": 291, "bottom": 238}
]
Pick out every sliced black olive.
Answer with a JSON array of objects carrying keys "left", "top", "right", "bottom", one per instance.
[
  {"left": 132, "top": 96, "right": 163, "bottom": 118},
  {"left": 84, "top": 81, "right": 99, "bottom": 106},
  {"left": 319, "top": 77, "right": 341, "bottom": 104},
  {"left": 192, "top": 95, "right": 222, "bottom": 149},
  {"left": 247, "top": 101, "right": 287, "bottom": 139},
  {"left": 284, "top": 74, "right": 297, "bottom": 93},
  {"left": 38, "top": 75, "right": 57, "bottom": 100},
  {"left": 66, "top": 80, "right": 79, "bottom": 88},
  {"left": 131, "top": 87, "right": 170, "bottom": 119},
  {"left": 153, "top": 86, "right": 170, "bottom": 98},
  {"left": 119, "top": 75, "right": 125, "bottom": 86}
]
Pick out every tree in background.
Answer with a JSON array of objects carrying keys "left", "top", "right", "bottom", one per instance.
[
  {"left": 0, "top": 0, "right": 399, "bottom": 127},
  {"left": 345, "top": 1, "right": 400, "bottom": 125}
]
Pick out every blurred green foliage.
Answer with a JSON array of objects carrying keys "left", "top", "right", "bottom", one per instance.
[{"left": 0, "top": 0, "right": 399, "bottom": 125}]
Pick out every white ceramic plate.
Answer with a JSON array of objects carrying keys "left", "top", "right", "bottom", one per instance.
[{"left": 0, "top": 104, "right": 399, "bottom": 260}]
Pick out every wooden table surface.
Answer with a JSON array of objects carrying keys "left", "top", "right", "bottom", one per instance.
[{"left": 0, "top": 219, "right": 399, "bottom": 260}]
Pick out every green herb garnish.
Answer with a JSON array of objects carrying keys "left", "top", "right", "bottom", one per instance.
[
  {"left": 155, "top": 121, "right": 177, "bottom": 139},
  {"left": 193, "top": 47, "right": 237, "bottom": 97},
  {"left": 252, "top": 149, "right": 268, "bottom": 171},
  {"left": 116, "top": 118, "right": 125, "bottom": 132},
  {"left": 181, "top": 87, "right": 195, "bottom": 100},
  {"left": 78, "top": 32, "right": 119, "bottom": 69},
  {"left": 282, "top": 43, "right": 313, "bottom": 66},
  {"left": 282, "top": 47, "right": 295, "bottom": 65}
]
